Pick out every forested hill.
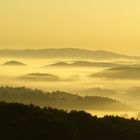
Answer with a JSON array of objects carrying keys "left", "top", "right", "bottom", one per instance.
[
  {"left": 0, "top": 102, "right": 140, "bottom": 140},
  {"left": 0, "top": 87, "right": 131, "bottom": 111}
]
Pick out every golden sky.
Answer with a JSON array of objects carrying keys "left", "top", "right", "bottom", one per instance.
[{"left": 0, "top": 0, "right": 140, "bottom": 55}]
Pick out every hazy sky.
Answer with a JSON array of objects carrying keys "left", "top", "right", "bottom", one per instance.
[{"left": 0, "top": 0, "right": 140, "bottom": 55}]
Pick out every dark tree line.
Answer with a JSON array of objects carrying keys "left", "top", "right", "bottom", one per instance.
[
  {"left": 0, "top": 102, "right": 140, "bottom": 140},
  {"left": 0, "top": 86, "right": 130, "bottom": 110}
]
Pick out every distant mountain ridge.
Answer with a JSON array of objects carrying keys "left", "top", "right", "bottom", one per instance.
[
  {"left": 0, "top": 48, "right": 138, "bottom": 60},
  {"left": 46, "top": 61, "right": 122, "bottom": 67}
]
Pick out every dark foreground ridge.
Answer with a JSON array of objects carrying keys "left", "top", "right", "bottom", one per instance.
[{"left": 0, "top": 102, "right": 140, "bottom": 140}]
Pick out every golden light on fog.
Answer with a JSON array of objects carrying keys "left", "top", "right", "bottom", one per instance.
[{"left": 0, "top": 0, "right": 140, "bottom": 54}]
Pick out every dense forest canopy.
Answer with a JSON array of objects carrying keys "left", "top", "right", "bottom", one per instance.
[{"left": 0, "top": 102, "right": 139, "bottom": 140}]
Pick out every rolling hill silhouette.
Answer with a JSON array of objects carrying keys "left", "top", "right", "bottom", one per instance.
[
  {"left": 2, "top": 60, "right": 26, "bottom": 66},
  {"left": 0, "top": 48, "right": 138, "bottom": 60},
  {"left": 0, "top": 102, "right": 139, "bottom": 140},
  {"left": 90, "top": 66, "right": 140, "bottom": 80},
  {"left": 0, "top": 87, "right": 132, "bottom": 111},
  {"left": 19, "top": 73, "right": 60, "bottom": 81},
  {"left": 46, "top": 61, "right": 122, "bottom": 67}
]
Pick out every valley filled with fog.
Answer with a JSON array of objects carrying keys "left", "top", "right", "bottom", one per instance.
[{"left": 0, "top": 49, "right": 140, "bottom": 119}]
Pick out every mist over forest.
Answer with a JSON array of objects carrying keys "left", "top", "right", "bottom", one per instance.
[
  {"left": 0, "top": 48, "right": 139, "bottom": 117},
  {"left": 0, "top": 48, "right": 140, "bottom": 139},
  {"left": 1, "top": 0, "right": 140, "bottom": 138}
]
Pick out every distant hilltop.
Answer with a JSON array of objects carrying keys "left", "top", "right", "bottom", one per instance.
[
  {"left": 2, "top": 60, "right": 26, "bottom": 66},
  {"left": 0, "top": 48, "right": 138, "bottom": 60}
]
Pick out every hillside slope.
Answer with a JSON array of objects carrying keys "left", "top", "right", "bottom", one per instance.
[
  {"left": 0, "top": 87, "right": 131, "bottom": 111},
  {"left": 0, "top": 102, "right": 139, "bottom": 140}
]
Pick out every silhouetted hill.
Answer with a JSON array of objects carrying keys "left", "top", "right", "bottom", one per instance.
[
  {"left": 0, "top": 87, "right": 131, "bottom": 111},
  {"left": 0, "top": 48, "right": 138, "bottom": 60},
  {"left": 48, "top": 62, "right": 70, "bottom": 66},
  {"left": 46, "top": 61, "right": 121, "bottom": 67},
  {"left": 0, "top": 102, "right": 139, "bottom": 140},
  {"left": 2, "top": 60, "right": 26, "bottom": 66},
  {"left": 90, "top": 66, "right": 140, "bottom": 80},
  {"left": 19, "top": 73, "right": 60, "bottom": 81}
]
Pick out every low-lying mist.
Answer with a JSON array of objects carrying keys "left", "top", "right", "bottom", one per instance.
[{"left": 0, "top": 57, "right": 140, "bottom": 118}]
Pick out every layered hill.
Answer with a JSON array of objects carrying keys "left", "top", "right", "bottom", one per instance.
[
  {"left": 90, "top": 66, "right": 140, "bottom": 80},
  {"left": 19, "top": 73, "right": 60, "bottom": 81},
  {"left": 46, "top": 61, "right": 121, "bottom": 67},
  {"left": 2, "top": 60, "right": 26, "bottom": 66},
  {"left": 0, "top": 48, "right": 138, "bottom": 60},
  {"left": 0, "top": 87, "right": 131, "bottom": 111}
]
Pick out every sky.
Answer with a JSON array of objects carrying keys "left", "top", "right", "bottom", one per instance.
[{"left": 0, "top": 0, "right": 140, "bottom": 55}]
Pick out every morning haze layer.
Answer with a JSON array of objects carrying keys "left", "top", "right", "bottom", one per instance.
[{"left": 0, "top": 0, "right": 140, "bottom": 55}]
